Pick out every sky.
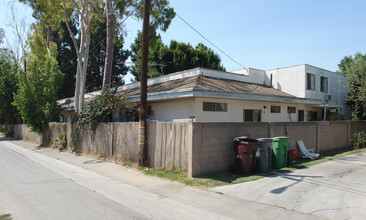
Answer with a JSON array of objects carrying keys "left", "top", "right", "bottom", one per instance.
[{"left": 1, "top": 0, "right": 366, "bottom": 83}]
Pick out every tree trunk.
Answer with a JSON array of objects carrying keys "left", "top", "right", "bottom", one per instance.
[
  {"left": 63, "top": 0, "right": 95, "bottom": 114},
  {"left": 78, "top": 31, "right": 90, "bottom": 113},
  {"left": 102, "top": 0, "right": 115, "bottom": 91}
]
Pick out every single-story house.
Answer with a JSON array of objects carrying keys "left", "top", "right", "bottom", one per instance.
[{"left": 59, "top": 64, "right": 350, "bottom": 123}]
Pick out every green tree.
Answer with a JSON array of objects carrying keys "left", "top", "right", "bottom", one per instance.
[
  {"left": 85, "top": 19, "right": 129, "bottom": 93},
  {"left": 21, "top": 0, "right": 175, "bottom": 109},
  {"left": 0, "top": 49, "right": 22, "bottom": 125},
  {"left": 338, "top": 52, "right": 366, "bottom": 119},
  {"left": 0, "top": 28, "right": 4, "bottom": 45},
  {"left": 54, "top": 21, "right": 78, "bottom": 98},
  {"left": 28, "top": 25, "right": 59, "bottom": 60},
  {"left": 13, "top": 56, "right": 64, "bottom": 134},
  {"left": 130, "top": 32, "right": 226, "bottom": 81}
]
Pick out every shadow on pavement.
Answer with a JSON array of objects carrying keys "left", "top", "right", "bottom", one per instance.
[
  {"left": 270, "top": 174, "right": 322, "bottom": 194},
  {"left": 0, "top": 136, "right": 15, "bottom": 141},
  {"left": 84, "top": 159, "right": 104, "bottom": 164}
]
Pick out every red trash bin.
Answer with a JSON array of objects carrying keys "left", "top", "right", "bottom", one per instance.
[
  {"left": 288, "top": 149, "right": 297, "bottom": 163},
  {"left": 233, "top": 137, "right": 258, "bottom": 175}
]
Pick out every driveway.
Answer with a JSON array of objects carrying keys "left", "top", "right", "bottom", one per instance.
[{"left": 213, "top": 151, "right": 366, "bottom": 220}]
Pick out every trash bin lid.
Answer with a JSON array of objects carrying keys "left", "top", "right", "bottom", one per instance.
[
  {"left": 256, "top": 138, "right": 273, "bottom": 142},
  {"left": 232, "top": 136, "right": 258, "bottom": 143},
  {"left": 271, "top": 136, "right": 289, "bottom": 141}
]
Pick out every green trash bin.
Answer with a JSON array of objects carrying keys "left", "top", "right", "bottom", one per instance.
[{"left": 271, "top": 136, "right": 289, "bottom": 169}]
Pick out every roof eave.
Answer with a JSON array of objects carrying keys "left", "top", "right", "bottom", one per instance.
[{"left": 128, "top": 88, "right": 322, "bottom": 105}]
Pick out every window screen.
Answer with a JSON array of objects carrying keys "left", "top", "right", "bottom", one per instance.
[
  {"left": 321, "top": 76, "right": 328, "bottom": 93},
  {"left": 271, "top": 106, "right": 281, "bottom": 113},
  {"left": 203, "top": 102, "right": 228, "bottom": 112},
  {"left": 287, "top": 107, "right": 296, "bottom": 113},
  {"left": 307, "top": 73, "right": 315, "bottom": 90}
]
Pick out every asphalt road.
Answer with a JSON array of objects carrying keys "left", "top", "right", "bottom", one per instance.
[
  {"left": 0, "top": 141, "right": 145, "bottom": 220},
  {"left": 4, "top": 138, "right": 359, "bottom": 220}
]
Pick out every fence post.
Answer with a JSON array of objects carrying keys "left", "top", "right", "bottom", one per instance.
[
  {"left": 316, "top": 121, "right": 320, "bottom": 152},
  {"left": 347, "top": 121, "right": 352, "bottom": 147},
  {"left": 187, "top": 122, "right": 194, "bottom": 177}
]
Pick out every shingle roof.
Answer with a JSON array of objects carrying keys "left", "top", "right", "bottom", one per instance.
[
  {"left": 120, "top": 75, "right": 294, "bottom": 98},
  {"left": 60, "top": 75, "right": 294, "bottom": 109}
]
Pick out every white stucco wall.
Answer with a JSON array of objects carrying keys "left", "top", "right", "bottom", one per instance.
[
  {"left": 194, "top": 97, "right": 308, "bottom": 122},
  {"left": 145, "top": 96, "right": 336, "bottom": 122},
  {"left": 230, "top": 68, "right": 266, "bottom": 85},
  {"left": 264, "top": 64, "right": 349, "bottom": 118},
  {"left": 304, "top": 65, "right": 347, "bottom": 107},
  {"left": 266, "top": 65, "right": 307, "bottom": 97},
  {"left": 265, "top": 64, "right": 347, "bottom": 106},
  {"left": 149, "top": 98, "right": 196, "bottom": 122}
]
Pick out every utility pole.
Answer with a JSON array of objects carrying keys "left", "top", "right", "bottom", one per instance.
[
  {"left": 139, "top": 0, "right": 150, "bottom": 166},
  {"left": 102, "top": 0, "right": 115, "bottom": 91}
]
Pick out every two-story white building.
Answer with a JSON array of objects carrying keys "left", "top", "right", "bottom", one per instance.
[
  {"left": 232, "top": 64, "right": 350, "bottom": 121},
  {"left": 59, "top": 64, "right": 350, "bottom": 123}
]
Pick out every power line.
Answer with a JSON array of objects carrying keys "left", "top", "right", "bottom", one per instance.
[
  {"left": 59, "top": 30, "right": 105, "bottom": 71},
  {"left": 60, "top": 36, "right": 106, "bottom": 72},
  {"left": 175, "top": 13, "right": 246, "bottom": 69}
]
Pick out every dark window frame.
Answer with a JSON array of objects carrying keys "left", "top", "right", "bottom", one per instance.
[
  {"left": 203, "top": 102, "right": 228, "bottom": 112},
  {"left": 271, "top": 105, "right": 281, "bottom": 113},
  {"left": 243, "top": 109, "right": 261, "bottom": 122},
  {"left": 307, "top": 73, "right": 315, "bottom": 91},
  {"left": 287, "top": 106, "right": 296, "bottom": 114},
  {"left": 307, "top": 111, "right": 318, "bottom": 121},
  {"left": 320, "top": 76, "right": 328, "bottom": 93}
]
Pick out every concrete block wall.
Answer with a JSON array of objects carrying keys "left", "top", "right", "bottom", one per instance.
[
  {"left": 8, "top": 120, "right": 366, "bottom": 177},
  {"left": 317, "top": 121, "right": 350, "bottom": 152},
  {"left": 189, "top": 121, "right": 366, "bottom": 177},
  {"left": 189, "top": 123, "right": 269, "bottom": 177},
  {"left": 269, "top": 122, "right": 318, "bottom": 157},
  {"left": 270, "top": 122, "right": 319, "bottom": 148}
]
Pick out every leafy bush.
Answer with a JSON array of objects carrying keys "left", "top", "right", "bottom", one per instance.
[
  {"left": 352, "top": 115, "right": 360, "bottom": 121},
  {"left": 71, "top": 86, "right": 137, "bottom": 152},
  {"left": 77, "top": 86, "right": 136, "bottom": 131},
  {"left": 54, "top": 133, "right": 66, "bottom": 149},
  {"left": 0, "top": 49, "right": 22, "bottom": 125},
  {"left": 353, "top": 131, "right": 366, "bottom": 149},
  {"left": 13, "top": 56, "right": 64, "bottom": 134},
  {"left": 71, "top": 124, "right": 80, "bottom": 152},
  {"left": 0, "top": 213, "right": 12, "bottom": 220},
  {"left": 330, "top": 113, "right": 344, "bottom": 121}
]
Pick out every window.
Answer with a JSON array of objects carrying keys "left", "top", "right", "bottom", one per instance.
[
  {"left": 243, "top": 109, "right": 261, "bottom": 122},
  {"left": 203, "top": 102, "right": 228, "bottom": 112},
  {"left": 307, "top": 111, "right": 318, "bottom": 121},
  {"left": 321, "top": 76, "right": 328, "bottom": 93},
  {"left": 271, "top": 105, "right": 281, "bottom": 113},
  {"left": 298, "top": 110, "right": 304, "bottom": 121},
  {"left": 287, "top": 107, "right": 296, "bottom": 113},
  {"left": 307, "top": 73, "right": 315, "bottom": 90}
]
